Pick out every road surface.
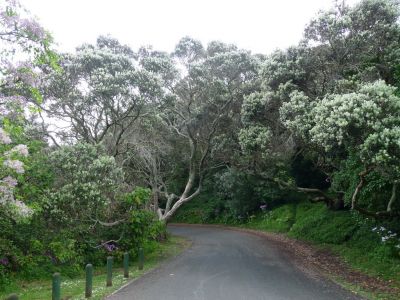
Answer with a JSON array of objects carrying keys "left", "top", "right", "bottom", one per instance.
[{"left": 108, "top": 225, "right": 362, "bottom": 300}]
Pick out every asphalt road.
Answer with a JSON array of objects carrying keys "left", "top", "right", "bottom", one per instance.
[{"left": 108, "top": 225, "right": 362, "bottom": 300}]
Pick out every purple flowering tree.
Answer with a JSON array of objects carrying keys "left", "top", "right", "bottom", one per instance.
[{"left": 0, "top": 0, "right": 57, "bottom": 217}]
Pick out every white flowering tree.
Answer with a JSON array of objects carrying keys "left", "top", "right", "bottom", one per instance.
[
  {"left": 43, "top": 143, "right": 129, "bottom": 232},
  {"left": 0, "top": 0, "right": 57, "bottom": 217},
  {"left": 239, "top": 0, "right": 400, "bottom": 215},
  {"left": 41, "top": 36, "right": 170, "bottom": 157},
  {"left": 281, "top": 81, "right": 400, "bottom": 216}
]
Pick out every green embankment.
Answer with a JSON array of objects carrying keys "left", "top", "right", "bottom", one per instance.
[
  {"left": 0, "top": 236, "right": 188, "bottom": 300},
  {"left": 172, "top": 199, "right": 400, "bottom": 286}
]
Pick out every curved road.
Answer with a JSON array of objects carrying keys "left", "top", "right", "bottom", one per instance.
[{"left": 109, "top": 225, "right": 362, "bottom": 300}]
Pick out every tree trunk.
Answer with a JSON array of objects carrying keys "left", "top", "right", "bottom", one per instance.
[
  {"left": 151, "top": 184, "right": 159, "bottom": 213},
  {"left": 387, "top": 182, "right": 398, "bottom": 212},
  {"left": 351, "top": 168, "right": 369, "bottom": 210},
  {"left": 159, "top": 169, "right": 201, "bottom": 222}
]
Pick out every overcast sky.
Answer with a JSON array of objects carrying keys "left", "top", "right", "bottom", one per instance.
[{"left": 20, "top": 0, "right": 359, "bottom": 55}]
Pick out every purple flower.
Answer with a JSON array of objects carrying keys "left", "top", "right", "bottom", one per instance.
[
  {"left": 104, "top": 243, "right": 117, "bottom": 252},
  {"left": 0, "top": 257, "right": 9, "bottom": 266},
  {"left": 4, "top": 61, "right": 39, "bottom": 87},
  {"left": 1, "top": 1, "right": 46, "bottom": 40},
  {"left": 45, "top": 252, "right": 57, "bottom": 263},
  {"left": 19, "top": 18, "right": 46, "bottom": 40}
]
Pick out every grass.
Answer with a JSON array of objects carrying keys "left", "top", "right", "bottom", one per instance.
[
  {"left": 0, "top": 236, "right": 189, "bottom": 300},
  {"left": 334, "top": 276, "right": 398, "bottom": 300}
]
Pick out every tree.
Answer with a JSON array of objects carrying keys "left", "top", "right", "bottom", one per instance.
[
  {"left": 41, "top": 36, "right": 168, "bottom": 156},
  {"left": 120, "top": 116, "right": 177, "bottom": 213},
  {"left": 43, "top": 143, "right": 127, "bottom": 228},
  {"left": 239, "top": 0, "right": 400, "bottom": 215},
  {"left": 0, "top": 0, "right": 57, "bottom": 218},
  {"left": 154, "top": 37, "right": 259, "bottom": 221},
  {"left": 284, "top": 81, "right": 400, "bottom": 215},
  {"left": 303, "top": 0, "right": 400, "bottom": 86}
]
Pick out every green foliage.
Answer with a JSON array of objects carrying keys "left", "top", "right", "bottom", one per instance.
[
  {"left": 238, "top": 125, "right": 272, "bottom": 154},
  {"left": 172, "top": 172, "right": 288, "bottom": 224},
  {"left": 215, "top": 168, "right": 284, "bottom": 218},
  {"left": 123, "top": 187, "right": 151, "bottom": 207},
  {"left": 0, "top": 1, "right": 162, "bottom": 291},
  {"left": 331, "top": 152, "right": 398, "bottom": 211},
  {"left": 43, "top": 143, "right": 124, "bottom": 226},
  {"left": 172, "top": 191, "right": 225, "bottom": 224},
  {"left": 0, "top": 143, "right": 165, "bottom": 290},
  {"left": 239, "top": 0, "right": 400, "bottom": 217}
]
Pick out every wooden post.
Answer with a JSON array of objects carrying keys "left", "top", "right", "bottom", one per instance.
[
  {"left": 52, "top": 272, "right": 61, "bottom": 300},
  {"left": 138, "top": 247, "right": 144, "bottom": 270},
  {"left": 85, "top": 263, "right": 93, "bottom": 298},
  {"left": 123, "top": 252, "right": 129, "bottom": 278},
  {"left": 106, "top": 256, "right": 113, "bottom": 287}
]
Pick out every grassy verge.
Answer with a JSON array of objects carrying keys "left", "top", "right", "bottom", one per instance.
[
  {"left": 0, "top": 236, "right": 189, "bottom": 300},
  {"left": 333, "top": 277, "right": 397, "bottom": 300}
]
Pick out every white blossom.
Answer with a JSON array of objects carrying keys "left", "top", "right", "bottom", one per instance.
[
  {"left": 13, "top": 200, "right": 33, "bottom": 217},
  {"left": 0, "top": 128, "right": 12, "bottom": 144},
  {"left": 2, "top": 176, "right": 18, "bottom": 187},
  {"left": 6, "top": 144, "right": 29, "bottom": 157},
  {"left": 3, "top": 159, "right": 25, "bottom": 173},
  {"left": 239, "top": 125, "right": 272, "bottom": 154},
  {"left": 0, "top": 176, "right": 17, "bottom": 205}
]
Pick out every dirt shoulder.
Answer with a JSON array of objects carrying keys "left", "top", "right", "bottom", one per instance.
[{"left": 170, "top": 223, "right": 399, "bottom": 299}]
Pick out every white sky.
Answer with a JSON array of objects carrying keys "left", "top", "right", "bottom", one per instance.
[{"left": 20, "top": 0, "right": 359, "bottom": 54}]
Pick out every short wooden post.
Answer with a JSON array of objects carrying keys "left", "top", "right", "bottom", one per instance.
[
  {"left": 106, "top": 256, "right": 113, "bottom": 287},
  {"left": 85, "top": 263, "right": 93, "bottom": 298},
  {"left": 123, "top": 252, "right": 129, "bottom": 278},
  {"left": 5, "top": 293, "right": 19, "bottom": 300},
  {"left": 138, "top": 247, "right": 144, "bottom": 270},
  {"left": 52, "top": 272, "right": 61, "bottom": 300}
]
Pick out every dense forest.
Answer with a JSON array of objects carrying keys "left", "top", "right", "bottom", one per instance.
[{"left": 1, "top": 0, "right": 400, "bottom": 293}]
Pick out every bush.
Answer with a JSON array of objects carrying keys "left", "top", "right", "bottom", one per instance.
[{"left": 0, "top": 144, "right": 168, "bottom": 290}]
